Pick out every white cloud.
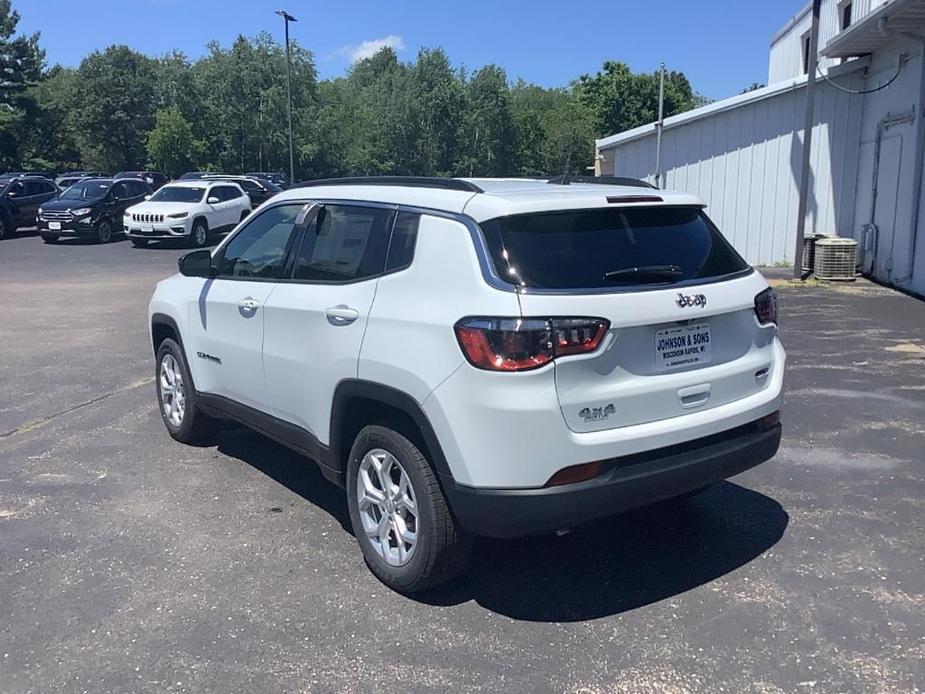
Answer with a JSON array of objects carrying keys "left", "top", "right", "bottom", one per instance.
[{"left": 339, "top": 35, "right": 405, "bottom": 63}]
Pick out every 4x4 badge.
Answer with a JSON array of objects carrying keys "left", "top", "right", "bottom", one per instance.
[
  {"left": 579, "top": 404, "right": 615, "bottom": 423},
  {"left": 676, "top": 293, "right": 707, "bottom": 308}
]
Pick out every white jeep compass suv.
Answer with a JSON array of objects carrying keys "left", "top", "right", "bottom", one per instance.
[
  {"left": 125, "top": 180, "right": 251, "bottom": 248},
  {"left": 147, "top": 176, "right": 784, "bottom": 593}
]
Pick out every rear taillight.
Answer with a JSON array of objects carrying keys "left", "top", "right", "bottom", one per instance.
[
  {"left": 754, "top": 288, "right": 779, "bottom": 325},
  {"left": 454, "top": 317, "right": 610, "bottom": 372}
]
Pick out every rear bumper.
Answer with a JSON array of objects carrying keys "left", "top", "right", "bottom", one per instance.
[{"left": 443, "top": 418, "right": 781, "bottom": 539}]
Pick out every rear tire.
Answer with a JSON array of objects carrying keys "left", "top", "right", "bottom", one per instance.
[
  {"left": 155, "top": 338, "right": 216, "bottom": 444},
  {"left": 347, "top": 424, "right": 470, "bottom": 594},
  {"left": 41, "top": 233, "right": 59, "bottom": 244}
]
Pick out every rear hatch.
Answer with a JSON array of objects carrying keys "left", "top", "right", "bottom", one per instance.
[{"left": 479, "top": 205, "right": 778, "bottom": 433}]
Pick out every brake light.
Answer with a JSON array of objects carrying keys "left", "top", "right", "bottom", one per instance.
[
  {"left": 754, "top": 288, "right": 779, "bottom": 325},
  {"left": 454, "top": 317, "right": 609, "bottom": 372}
]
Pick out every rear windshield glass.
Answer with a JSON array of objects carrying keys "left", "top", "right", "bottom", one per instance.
[
  {"left": 480, "top": 206, "right": 749, "bottom": 289},
  {"left": 150, "top": 186, "right": 204, "bottom": 203}
]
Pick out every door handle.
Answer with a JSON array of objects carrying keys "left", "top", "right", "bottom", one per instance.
[
  {"left": 325, "top": 305, "right": 359, "bottom": 324},
  {"left": 238, "top": 297, "right": 261, "bottom": 315}
]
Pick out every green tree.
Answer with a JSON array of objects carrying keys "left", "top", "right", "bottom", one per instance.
[
  {"left": 17, "top": 66, "right": 81, "bottom": 171},
  {"left": 575, "top": 61, "right": 697, "bottom": 138},
  {"left": 71, "top": 45, "right": 158, "bottom": 171},
  {"left": 411, "top": 48, "right": 464, "bottom": 176},
  {"left": 146, "top": 106, "right": 197, "bottom": 177},
  {"left": 461, "top": 65, "right": 515, "bottom": 176},
  {"left": 0, "top": 0, "right": 44, "bottom": 169}
]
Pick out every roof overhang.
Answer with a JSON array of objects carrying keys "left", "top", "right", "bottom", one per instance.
[
  {"left": 595, "top": 57, "right": 870, "bottom": 151},
  {"left": 822, "top": 0, "right": 925, "bottom": 59}
]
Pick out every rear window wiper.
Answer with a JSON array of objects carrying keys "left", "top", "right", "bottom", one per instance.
[{"left": 603, "top": 265, "right": 684, "bottom": 282}]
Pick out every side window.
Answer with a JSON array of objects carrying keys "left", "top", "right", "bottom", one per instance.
[
  {"left": 132, "top": 181, "right": 149, "bottom": 197},
  {"left": 215, "top": 186, "right": 235, "bottom": 201},
  {"left": 111, "top": 182, "right": 129, "bottom": 199},
  {"left": 39, "top": 180, "right": 55, "bottom": 194},
  {"left": 386, "top": 212, "right": 420, "bottom": 271},
  {"left": 7, "top": 182, "right": 24, "bottom": 197},
  {"left": 207, "top": 186, "right": 223, "bottom": 202},
  {"left": 216, "top": 204, "right": 302, "bottom": 279},
  {"left": 239, "top": 180, "right": 259, "bottom": 193},
  {"left": 292, "top": 205, "right": 393, "bottom": 282},
  {"left": 23, "top": 181, "right": 43, "bottom": 196}
]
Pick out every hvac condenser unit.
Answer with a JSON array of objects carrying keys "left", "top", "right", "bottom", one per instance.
[{"left": 814, "top": 238, "right": 858, "bottom": 281}]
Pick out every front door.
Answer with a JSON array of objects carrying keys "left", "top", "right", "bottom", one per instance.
[{"left": 185, "top": 203, "right": 305, "bottom": 409}]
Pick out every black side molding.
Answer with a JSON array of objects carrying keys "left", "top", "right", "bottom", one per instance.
[{"left": 196, "top": 393, "right": 340, "bottom": 486}]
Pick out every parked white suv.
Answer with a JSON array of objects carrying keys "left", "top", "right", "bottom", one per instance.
[
  {"left": 125, "top": 180, "right": 251, "bottom": 248},
  {"left": 147, "top": 176, "right": 785, "bottom": 592}
]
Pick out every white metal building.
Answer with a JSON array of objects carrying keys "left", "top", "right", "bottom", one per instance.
[{"left": 596, "top": 0, "right": 925, "bottom": 299}]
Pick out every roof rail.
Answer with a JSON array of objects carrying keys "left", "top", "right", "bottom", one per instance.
[
  {"left": 547, "top": 174, "right": 656, "bottom": 189},
  {"left": 293, "top": 176, "right": 484, "bottom": 193}
]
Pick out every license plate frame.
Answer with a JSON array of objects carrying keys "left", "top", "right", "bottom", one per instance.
[{"left": 655, "top": 323, "right": 712, "bottom": 372}]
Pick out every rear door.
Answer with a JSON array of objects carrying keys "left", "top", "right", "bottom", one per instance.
[
  {"left": 185, "top": 203, "right": 304, "bottom": 409},
  {"left": 481, "top": 205, "right": 776, "bottom": 433},
  {"left": 262, "top": 203, "right": 395, "bottom": 439}
]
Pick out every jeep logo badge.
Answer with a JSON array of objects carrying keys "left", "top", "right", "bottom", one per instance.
[{"left": 676, "top": 293, "right": 707, "bottom": 308}]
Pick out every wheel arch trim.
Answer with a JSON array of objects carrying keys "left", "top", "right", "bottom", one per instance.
[{"left": 330, "top": 380, "right": 456, "bottom": 484}]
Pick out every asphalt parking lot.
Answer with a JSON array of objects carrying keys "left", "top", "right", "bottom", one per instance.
[{"left": 1, "top": 231, "right": 923, "bottom": 693}]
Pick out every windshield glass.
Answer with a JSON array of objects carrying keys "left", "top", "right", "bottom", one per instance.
[
  {"left": 61, "top": 180, "right": 111, "bottom": 200},
  {"left": 149, "top": 186, "right": 205, "bottom": 203},
  {"left": 481, "top": 206, "right": 749, "bottom": 289}
]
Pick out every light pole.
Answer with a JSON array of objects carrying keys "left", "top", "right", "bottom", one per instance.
[{"left": 275, "top": 9, "right": 297, "bottom": 185}]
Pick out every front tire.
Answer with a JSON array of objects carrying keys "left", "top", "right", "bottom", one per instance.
[
  {"left": 96, "top": 219, "right": 113, "bottom": 244},
  {"left": 40, "top": 233, "right": 59, "bottom": 244},
  {"left": 130, "top": 238, "right": 147, "bottom": 248},
  {"left": 190, "top": 220, "right": 208, "bottom": 248},
  {"left": 155, "top": 338, "right": 216, "bottom": 444},
  {"left": 347, "top": 425, "right": 470, "bottom": 593}
]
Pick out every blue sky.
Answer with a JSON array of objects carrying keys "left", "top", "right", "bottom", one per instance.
[{"left": 16, "top": 0, "right": 807, "bottom": 101}]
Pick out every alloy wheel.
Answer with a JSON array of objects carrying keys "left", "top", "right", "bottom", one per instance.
[
  {"left": 193, "top": 224, "right": 207, "bottom": 247},
  {"left": 97, "top": 220, "right": 112, "bottom": 243},
  {"left": 356, "top": 448, "right": 419, "bottom": 567},
  {"left": 159, "top": 353, "right": 186, "bottom": 428}
]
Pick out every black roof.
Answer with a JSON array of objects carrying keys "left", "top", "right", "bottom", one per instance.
[{"left": 293, "top": 176, "right": 483, "bottom": 193}]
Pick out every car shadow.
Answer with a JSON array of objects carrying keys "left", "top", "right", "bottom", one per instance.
[
  {"left": 420, "top": 482, "right": 788, "bottom": 621},
  {"left": 215, "top": 425, "right": 353, "bottom": 533},
  {"left": 216, "top": 427, "right": 788, "bottom": 622}
]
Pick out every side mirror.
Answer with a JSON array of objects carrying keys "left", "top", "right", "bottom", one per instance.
[
  {"left": 6, "top": 190, "right": 18, "bottom": 198},
  {"left": 144, "top": 194, "right": 151, "bottom": 200},
  {"left": 178, "top": 250, "right": 216, "bottom": 278},
  {"left": 207, "top": 196, "right": 220, "bottom": 205}
]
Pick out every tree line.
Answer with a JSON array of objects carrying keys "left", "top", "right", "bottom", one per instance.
[{"left": 1, "top": 0, "right": 706, "bottom": 180}]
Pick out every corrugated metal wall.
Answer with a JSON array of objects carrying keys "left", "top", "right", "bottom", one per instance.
[
  {"left": 769, "top": 0, "right": 875, "bottom": 83},
  {"left": 606, "top": 76, "right": 865, "bottom": 266}
]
